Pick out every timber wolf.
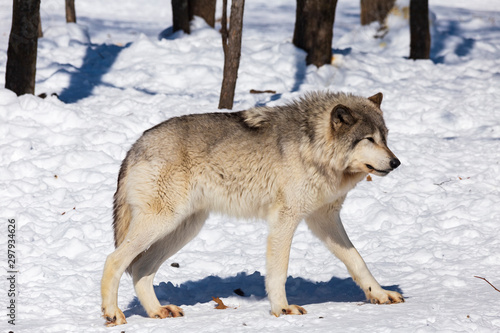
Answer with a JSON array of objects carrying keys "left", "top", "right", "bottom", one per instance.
[{"left": 101, "top": 91, "right": 404, "bottom": 326}]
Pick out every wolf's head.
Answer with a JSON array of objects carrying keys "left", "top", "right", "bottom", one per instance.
[{"left": 330, "top": 93, "right": 400, "bottom": 177}]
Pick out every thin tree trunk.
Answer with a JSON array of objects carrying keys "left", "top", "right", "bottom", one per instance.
[
  {"left": 172, "top": 0, "right": 190, "bottom": 33},
  {"left": 218, "top": 0, "right": 245, "bottom": 109},
  {"left": 172, "top": 0, "right": 216, "bottom": 33},
  {"left": 65, "top": 0, "right": 76, "bottom": 23},
  {"left": 38, "top": 11, "right": 43, "bottom": 37},
  {"left": 409, "top": 0, "right": 430, "bottom": 59},
  {"left": 293, "top": 0, "right": 338, "bottom": 67},
  {"left": 360, "top": 0, "right": 396, "bottom": 25},
  {"left": 189, "top": 0, "right": 216, "bottom": 27},
  {"left": 5, "top": 0, "right": 41, "bottom": 96}
]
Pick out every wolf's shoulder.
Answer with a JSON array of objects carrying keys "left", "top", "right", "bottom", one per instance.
[
  {"left": 241, "top": 92, "right": 344, "bottom": 128},
  {"left": 241, "top": 106, "right": 279, "bottom": 128}
]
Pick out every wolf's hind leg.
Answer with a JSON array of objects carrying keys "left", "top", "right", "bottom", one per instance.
[
  {"left": 101, "top": 215, "right": 165, "bottom": 326},
  {"left": 101, "top": 211, "right": 194, "bottom": 326},
  {"left": 306, "top": 203, "right": 404, "bottom": 304},
  {"left": 131, "top": 211, "right": 208, "bottom": 319}
]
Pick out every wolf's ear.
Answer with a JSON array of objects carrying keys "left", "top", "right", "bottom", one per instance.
[
  {"left": 368, "top": 92, "right": 383, "bottom": 108},
  {"left": 331, "top": 104, "right": 355, "bottom": 130}
]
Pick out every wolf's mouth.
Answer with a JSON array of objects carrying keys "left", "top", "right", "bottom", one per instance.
[{"left": 365, "top": 164, "right": 390, "bottom": 175}]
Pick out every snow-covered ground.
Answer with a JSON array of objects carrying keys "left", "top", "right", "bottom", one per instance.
[{"left": 1, "top": 0, "right": 500, "bottom": 332}]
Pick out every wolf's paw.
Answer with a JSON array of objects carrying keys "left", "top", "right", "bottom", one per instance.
[
  {"left": 272, "top": 304, "right": 307, "bottom": 317},
  {"left": 367, "top": 288, "right": 404, "bottom": 304},
  {"left": 151, "top": 305, "right": 184, "bottom": 319},
  {"left": 102, "top": 307, "right": 127, "bottom": 326}
]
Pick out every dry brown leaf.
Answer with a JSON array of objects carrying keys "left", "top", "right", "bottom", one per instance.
[
  {"left": 212, "top": 297, "right": 228, "bottom": 309},
  {"left": 366, "top": 175, "right": 372, "bottom": 181}
]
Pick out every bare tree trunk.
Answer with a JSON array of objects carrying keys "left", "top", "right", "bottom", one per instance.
[
  {"left": 5, "top": 0, "right": 41, "bottom": 96},
  {"left": 65, "top": 0, "right": 76, "bottom": 23},
  {"left": 172, "top": 0, "right": 191, "bottom": 33},
  {"left": 218, "top": 0, "right": 245, "bottom": 110},
  {"left": 293, "top": 0, "right": 338, "bottom": 67},
  {"left": 360, "top": 0, "right": 396, "bottom": 25},
  {"left": 38, "top": 12, "right": 43, "bottom": 37},
  {"left": 172, "top": 0, "right": 216, "bottom": 33},
  {"left": 189, "top": 0, "right": 216, "bottom": 27},
  {"left": 409, "top": 0, "right": 430, "bottom": 59}
]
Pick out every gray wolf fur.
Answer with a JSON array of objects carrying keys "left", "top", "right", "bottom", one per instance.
[{"left": 101, "top": 91, "right": 404, "bottom": 326}]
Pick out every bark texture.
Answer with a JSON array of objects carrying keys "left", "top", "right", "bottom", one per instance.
[
  {"left": 293, "top": 0, "right": 338, "bottom": 67},
  {"left": 218, "top": 0, "right": 245, "bottom": 109},
  {"left": 5, "top": 0, "right": 41, "bottom": 96},
  {"left": 409, "top": 0, "right": 430, "bottom": 59},
  {"left": 360, "top": 0, "right": 396, "bottom": 25},
  {"left": 65, "top": 0, "right": 77, "bottom": 23}
]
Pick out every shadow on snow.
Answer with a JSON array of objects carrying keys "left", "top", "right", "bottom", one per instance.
[
  {"left": 431, "top": 19, "right": 476, "bottom": 64},
  {"left": 123, "top": 271, "right": 403, "bottom": 318},
  {"left": 58, "top": 42, "right": 131, "bottom": 104}
]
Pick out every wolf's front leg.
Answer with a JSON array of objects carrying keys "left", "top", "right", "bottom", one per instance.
[
  {"left": 306, "top": 203, "right": 404, "bottom": 304},
  {"left": 265, "top": 212, "right": 307, "bottom": 316}
]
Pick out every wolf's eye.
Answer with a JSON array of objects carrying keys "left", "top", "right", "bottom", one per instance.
[{"left": 366, "top": 137, "right": 375, "bottom": 143}]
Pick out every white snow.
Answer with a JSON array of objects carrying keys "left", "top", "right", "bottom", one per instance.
[{"left": 1, "top": 0, "right": 500, "bottom": 332}]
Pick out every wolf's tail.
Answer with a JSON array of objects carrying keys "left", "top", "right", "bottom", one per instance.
[{"left": 112, "top": 159, "right": 132, "bottom": 249}]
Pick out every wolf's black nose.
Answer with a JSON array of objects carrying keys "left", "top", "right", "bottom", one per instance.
[{"left": 390, "top": 158, "right": 401, "bottom": 169}]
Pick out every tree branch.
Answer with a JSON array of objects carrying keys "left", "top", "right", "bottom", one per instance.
[
  {"left": 220, "top": 0, "right": 228, "bottom": 53},
  {"left": 474, "top": 276, "right": 500, "bottom": 293}
]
